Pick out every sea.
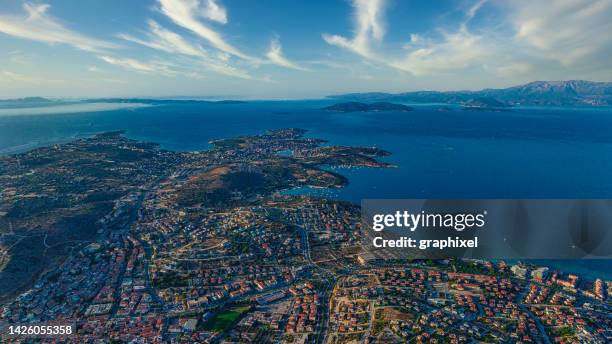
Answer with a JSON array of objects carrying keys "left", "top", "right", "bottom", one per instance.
[{"left": 1, "top": 99, "right": 611, "bottom": 280}]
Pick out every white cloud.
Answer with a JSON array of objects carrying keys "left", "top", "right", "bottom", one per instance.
[
  {"left": 0, "top": 3, "right": 116, "bottom": 52},
  {"left": 322, "top": 0, "right": 386, "bottom": 60},
  {"left": 392, "top": 28, "right": 493, "bottom": 75},
  {"left": 266, "top": 38, "right": 308, "bottom": 71},
  {"left": 200, "top": 61, "right": 254, "bottom": 80},
  {"left": 325, "top": 0, "right": 612, "bottom": 82},
  {"left": 324, "top": 0, "right": 494, "bottom": 75},
  {"left": 123, "top": 2, "right": 302, "bottom": 78},
  {"left": 510, "top": 0, "right": 612, "bottom": 65},
  {"left": 202, "top": 0, "right": 227, "bottom": 24},
  {"left": 465, "top": 0, "right": 488, "bottom": 23},
  {"left": 389, "top": 0, "right": 500, "bottom": 75},
  {"left": 98, "top": 55, "right": 175, "bottom": 75},
  {"left": 407, "top": 34, "right": 423, "bottom": 45},
  {"left": 118, "top": 21, "right": 255, "bottom": 80},
  {"left": 494, "top": 62, "right": 533, "bottom": 78},
  {"left": 157, "top": 0, "right": 255, "bottom": 61},
  {"left": 119, "top": 20, "right": 207, "bottom": 57}
]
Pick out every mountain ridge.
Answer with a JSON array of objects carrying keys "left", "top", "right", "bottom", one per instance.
[{"left": 329, "top": 80, "right": 612, "bottom": 107}]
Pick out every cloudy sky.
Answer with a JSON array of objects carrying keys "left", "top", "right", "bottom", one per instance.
[{"left": 0, "top": 0, "right": 611, "bottom": 98}]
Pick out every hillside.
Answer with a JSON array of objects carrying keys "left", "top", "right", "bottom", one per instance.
[{"left": 330, "top": 80, "right": 612, "bottom": 107}]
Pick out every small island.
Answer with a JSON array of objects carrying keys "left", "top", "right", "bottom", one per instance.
[
  {"left": 323, "top": 101, "right": 413, "bottom": 112},
  {"left": 461, "top": 97, "right": 511, "bottom": 111}
]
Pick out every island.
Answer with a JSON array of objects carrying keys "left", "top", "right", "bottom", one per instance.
[
  {"left": 323, "top": 101, "right": 413, "bottom": 112},
  {"left": 461, "top": 97, "right": 511, "bottom": 111}
]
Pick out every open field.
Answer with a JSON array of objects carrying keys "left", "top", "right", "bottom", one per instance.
[{"left": 201, "top": 306, "right": 251, "bottom": 333}]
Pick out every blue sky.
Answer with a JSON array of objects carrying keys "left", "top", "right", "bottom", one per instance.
[{"left": 0, "top": 0, "right": 611, "bottom": 98}]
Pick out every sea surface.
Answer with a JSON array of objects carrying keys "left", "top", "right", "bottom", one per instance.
[{"left": 1, "top": 100, "right": 611, "bottom": 279}]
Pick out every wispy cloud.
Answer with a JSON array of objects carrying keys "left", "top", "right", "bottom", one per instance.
[
  {"left": 322, "top": 0, "right": 386, "bottom": 60},
  {"left": 118, "top": 20, "right": 207, "bottom": 57},
  {"left": 325, "top": 0, "right": 612, "bottom": 81},
  {"left": 510, "top": 0, "right": 612, "bottom": 66},
  {"left": 494, "top": 62, "right": 533, "bottom": 78},
  {"left": 392, "top": 29, "right": 492, "bottom": 75},
  {"left": 266, "top": 38, "right": 308, "bottom": 71},
  {"left": 198, "top": 60, "right": 254, "bottom": 80},
  {"left": 324, "top": 0, "right": 495, "bottom": 75},
  {"left": 465, "top": 0, "right": 488, "bottom": 24},
  {"left": 98, "top": 55, "right": 175, "bottom": 75},
  {"left": 392, "top": 0, "right": 495, "bottom": 75},
  {"left": 120, "top": 1, "right": 304, "bottom": 79},
  {"left": 117, "top": 0, "right": 303, "bottom": 79},
  {"left": 0, "top": 3, "right": 116, "bottom": 52},
  {"left": 157, "top": 0, "right": 255, "bottom": 61},
  {"left": 118, "top": 20, "right": 255, "bottom": 80},
  {"left": 202, "top": 0, "right": 227, "bottom": 24}
]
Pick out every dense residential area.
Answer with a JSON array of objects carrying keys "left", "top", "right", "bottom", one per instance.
[{"left": 0, "top": 130, "right": 610, "bottom": 343}]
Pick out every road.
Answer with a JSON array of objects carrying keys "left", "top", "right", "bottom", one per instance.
[{"left": 294, "top": 222, "right": 338, "bottom": 344}]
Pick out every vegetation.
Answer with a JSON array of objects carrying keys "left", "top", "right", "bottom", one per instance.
[
  {"left": 200, "top": 306, "right": 251, "bottom": 333},
  {"left": 556, "top": 326, "right": 576, "bottom": 338}
]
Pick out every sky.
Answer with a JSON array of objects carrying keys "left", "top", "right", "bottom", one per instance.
[{"left": 0, "top": 0, "right": 611, "bottom": 99}]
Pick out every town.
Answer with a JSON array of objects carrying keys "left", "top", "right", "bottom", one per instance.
[{"left": 0, "top": 129, "right": 610, "bottom": 343}]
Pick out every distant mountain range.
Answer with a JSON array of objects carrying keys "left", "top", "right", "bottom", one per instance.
[
  {"left": 83, "top": 98, "right": 248, "bottom": 105},
  {"left": 4, "top": 81, "right": 611, "bottom": 109},
  {"left": 3, "top": 96, "right": 53, "bottom": 103},
  {"left": 0, "top": 97, "right": 61, "bottom": 109},
  {"left": 0, "top": 96, "right": 53, "bottom": 104},
  {"left": 0, "top": 97, "right": 248, "bottom": 110},
  {"left": 323, "top": 102, "right": 413, "bottom": 112},
  {"left": 329, "top": 80, "right": 612, "bottom": 107}
]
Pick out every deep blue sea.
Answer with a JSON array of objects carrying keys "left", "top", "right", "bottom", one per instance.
[{"left": 1, "top": 100, "right": 611, "bottom": 279}]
